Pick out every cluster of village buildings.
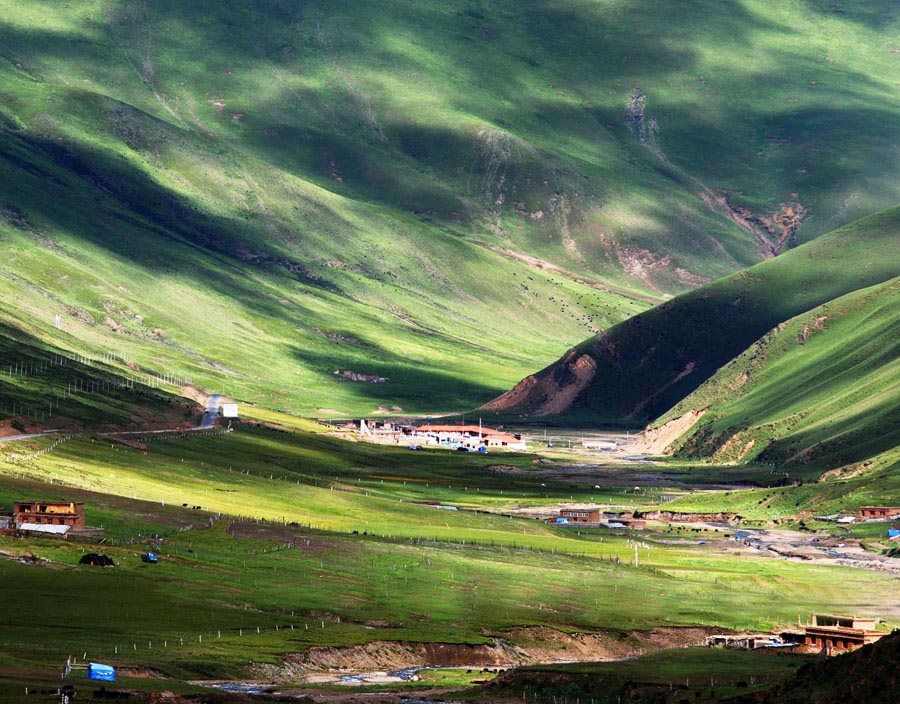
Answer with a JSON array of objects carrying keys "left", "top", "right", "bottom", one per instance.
[
  {"left": 346, "top": 419, "right": 628, "bottom": 453},
  {"left": 355, "top": 420, "right": 528, "bottom": 451}
]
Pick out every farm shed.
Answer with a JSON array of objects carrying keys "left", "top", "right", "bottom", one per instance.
[
  {"left": 560, "top": 508, "right": 601, "bottom": 523},
  {"left": 18, "top": 523, "right": 70, "bottom": 537},
  {"left": 858, "top": 506, "right": 900, "bottom": 520}
]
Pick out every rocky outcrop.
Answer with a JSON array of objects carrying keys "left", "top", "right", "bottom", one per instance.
[{"left": 481, "top": 349, "right": 596, "bottom": 417}]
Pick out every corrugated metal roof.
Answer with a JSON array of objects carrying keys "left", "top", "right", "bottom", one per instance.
[{"left": 18, "top": 523, "right": 70, "bottom": 534}]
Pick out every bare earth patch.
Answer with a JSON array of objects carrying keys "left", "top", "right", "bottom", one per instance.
[{"left": 631, "top": 408, "right": 706, "bottom": 455}]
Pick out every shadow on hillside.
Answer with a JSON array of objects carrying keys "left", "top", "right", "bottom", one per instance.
[
  {"left": 758, "top": 400, "right": 900, "bottom": 470},
  {"left": 802, "top": 0, "right": 898, "bottom": 29},
  {"left": 0, "top": 127, "right": 353, "bottom": 319},
  {"left": 0, "top": 321, "right": 190, "bottom": 426},
  {"left": 290, "top": 346, "right": 508, "bottom": 412}
]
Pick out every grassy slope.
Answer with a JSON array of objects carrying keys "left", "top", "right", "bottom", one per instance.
[
  {"left": 1, "top": 426, "right": 899, "bottom": 684},
  {"left": 0, "top": 115, "right": 651, "bottom": 418},
  {"left": 2, "top": 0, "right": 900, "bottom": 417},
  {"left": 658, "top": 278, "right": 900, "bottom": 471},
  {"left": 480, "top": 648, "right": 810, "bottom": 703},
  {"left": 483, "top": 205, "right": 900, "bottom": 427}
]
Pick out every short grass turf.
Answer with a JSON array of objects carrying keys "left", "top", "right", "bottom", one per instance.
[{"left": 0, "top": 426, "right": 898, "bottom": 685}]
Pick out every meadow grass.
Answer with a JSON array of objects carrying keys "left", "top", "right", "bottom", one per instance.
[{"left": 1, "top": 425, "right": 898, "bottom": 687}]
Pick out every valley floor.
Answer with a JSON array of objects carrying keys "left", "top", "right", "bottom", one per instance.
[{"left": 0, "top": 412, "right": 897, "bottom": 703}]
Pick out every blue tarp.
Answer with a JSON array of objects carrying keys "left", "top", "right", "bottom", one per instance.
[
  {"left": 87, "top": 663, "right": 115, "bottom": 682},
  {"left": 887, "top": 529, "right": 900, "bottom": 538}
]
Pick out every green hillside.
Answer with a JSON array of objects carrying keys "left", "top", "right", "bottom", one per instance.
[
  {"left": 4, "top": 2, "right": 900, "bottom": 700},
  {"left": 483, "top": 206, "right": 900, "bottom": 426},
  {"left": 3, "top": 0, "right": 900, "bottom": 417},
  {"left": 658, "top": 278, "right": 900, "bottom": 471},
  {"left": 0, "top": 114, "right": 652, "bottom": 419}
]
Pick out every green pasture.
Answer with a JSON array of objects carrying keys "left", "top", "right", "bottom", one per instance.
[
  {"left": 1, "top": 426, "right": 898, "bottom": 685},
  {"left": 479, "top": 647, "right": 812, "bottom": 703},
  {"left": 1, "top": 511, "right": 894, "bottom": 676}
]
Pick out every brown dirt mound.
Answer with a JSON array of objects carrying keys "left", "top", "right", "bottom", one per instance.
[
  {"left": 481, "top": 349, "right": 596, "bottom": 417},
  {"left": 288, "top": 639, "right": 525, "bottom": 672},
  {"left": 263, "top": 626, "right": 727, "bottom": 680}
]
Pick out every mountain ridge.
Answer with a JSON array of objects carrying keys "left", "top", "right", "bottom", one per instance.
[
  {"left": 482, "top": 205, "right": 900, "bottom": 428},
  {"left": 3, "top": 0, "right": 900, "bottom": 416},
  {"left": 657, "top": 276, "right": 900, "bottom": 470}
]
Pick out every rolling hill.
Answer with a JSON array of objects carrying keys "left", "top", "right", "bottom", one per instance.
[
  {"left": 2, "top": 0, "right": 900, "bottom": 417},
  {"left": 654, "top": 277, "right": 900, "bottom": 471},
  {"left": 482, "top": 206, "right": 900, "bottom": 429}
]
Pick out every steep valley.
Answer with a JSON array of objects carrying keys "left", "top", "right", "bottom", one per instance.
[{"left": 1, "top": 1, "right": 900, "bottom": 702}]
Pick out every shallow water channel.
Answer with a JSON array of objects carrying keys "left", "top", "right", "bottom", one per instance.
[{"left": 202, "top": 665, "right": 463, "bottom": 693}]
